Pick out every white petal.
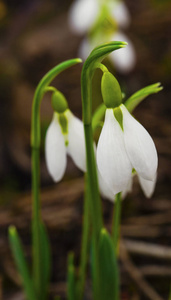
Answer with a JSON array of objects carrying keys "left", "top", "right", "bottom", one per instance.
[
  {"left": 111, "top": 1, "right": 130, "bottom": 28},
  {"left": 110, "top": 31, "right": 136, "bottom": 73},
  {"left": 121, "top": 105, "right": 158, "bottom": 181},
  {"left": 97, "top": 109, "right": 132, "bottom": 195},
  {"left": 68, "top": 0, "right": 99, "bottom": 34},
  {"left": 45, "top": 113, "right": 67, "bottom": 182},
  {"left": 98, "top": 171, "right": 116, "bottom": 202},
  {"left": 138, "top": 173, "right": 157, "bottom": 198},
  {"left": 66, "top": 110, "right": 86, "bottom": 172}
]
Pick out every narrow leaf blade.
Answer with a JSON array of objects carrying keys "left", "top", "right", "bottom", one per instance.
[
  {"left": 98, "top": 229, "right": 119, "bottom": 300},
  {"left": 39, "top": 222, "right": 51, "bottom": 300},
  {"left": 124, "top": 82, "right": 163, "bottom": 113},
  {"left": 8, "top": 226, "right": 37, "bottom": 300},
  {"left": 67, "top": 253, "right": 77, "bottom": 300}
]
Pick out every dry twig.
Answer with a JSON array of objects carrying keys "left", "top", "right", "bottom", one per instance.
[{"left": 120, "top": 240, "right": 164, "bottom": 300}]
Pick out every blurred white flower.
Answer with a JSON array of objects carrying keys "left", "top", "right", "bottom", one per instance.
[
  {"left": 111, "top": 1, "right": 130, "bottom": 28},
  {"left": 45, "top": 110, "right": 86, "bottom": 182},
  {"left": 68, "top": 0, "right": 136, "bottom": 73},
  {"left": 68, "top": 0, "right": 98, "bottom": 34},
  {"left": 97, "top": 105, "right": 158, "bottom": 198}
]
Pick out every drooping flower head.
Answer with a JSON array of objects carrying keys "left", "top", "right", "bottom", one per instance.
[
  {"left": 96, "top": 71, "right": 158, "bottom": 199},
  {"left": 45, "top": 90, "right": 86, "bottom": 182}
]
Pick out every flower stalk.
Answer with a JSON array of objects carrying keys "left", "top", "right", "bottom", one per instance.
[
  {"left": 81, "top": 41, "right": 126, "bottom": 299},
  {"left": 112, "top": 192, "right": 122, "bottom": 254},
  {"left": 31, "top": 59, "right": 81, "bottom": 298}
]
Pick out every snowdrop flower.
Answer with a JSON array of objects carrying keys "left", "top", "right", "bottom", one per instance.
[
  {"left": 111, "top": 1, "right": 130, "bottom": 28},
  {"left": 45, "top": 91, "right": 86, "bottom": 182},
  {"left": 97, "top": 71, "right": 158, "bottom": 200},
  {"left": 69, "top": 0, "right": 98, "bottom": 34},
  {"left": 69, "top": 0, "right": 130, "bottom": 34},
  {"left": 69, "top": 0, "right": 136, "bottom": 72},
  {"left": 122, "top": 171, "right": 157, "bottom": 199},
  {"left": 97, "top": 105, "right": 158, "bottom": 198}
]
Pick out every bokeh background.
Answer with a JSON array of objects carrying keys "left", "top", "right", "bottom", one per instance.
[{"left": 0, "top": 0, "right": 170, "bottom": 299}]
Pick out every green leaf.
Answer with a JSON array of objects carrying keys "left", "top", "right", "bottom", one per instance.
[
  {"left": 8, "top": 226, "right": 37, "bottom": 300},
  {"left": 124, "top": 82, "right": 163, "bottom": 113},
  {"left": 98, "top": 228, "right": 119, "bottom": 300},
  {"left": 86, "top": 41, "right": 127, "bottom": 74},
  {"left": 39, "top": 222, "right": 51, "bottom": 300},
  {"left": 67, "top": 253, "right": 77, "bottom": 300}
]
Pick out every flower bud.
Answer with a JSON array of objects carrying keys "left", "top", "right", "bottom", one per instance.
[
  {"left": 101, "top": 72, "right": 122, "bottom": 108},
  {"left": 51, "top": 91, "right": 68, "bottom": 113}
]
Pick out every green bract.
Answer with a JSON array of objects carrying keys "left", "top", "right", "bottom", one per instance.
[
  {"left": 58, "top": 113, "right": 68, "bottom": 144},
  {"left": 113, "top": 106, "right": 123, "bottom": 130},
  {"left": 52, "top": 91, "right": 68, "bottom": 113},
  {"left": 101, "top": 72, "right": 122, "bottom": 108}
]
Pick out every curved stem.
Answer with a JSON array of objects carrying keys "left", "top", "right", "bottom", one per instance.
[
  {"left": 112, "top": 192, "right": 122, "bottom": 255},
  {"left": 31, "top": 59, "right": 81, "bottom": 298}
]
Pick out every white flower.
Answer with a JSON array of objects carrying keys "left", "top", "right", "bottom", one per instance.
[
  {"left": 68, "top": 0, "right": 130, "bottom": 34},
  {"left": 122, "top": 172, "right": 157, "bottom": 199},
  {"left": 45, "top": 110, "right": 86, "bottom": 182},
  {"left": 68, "top": 0, "right": 136, "bottom": 73},
  {"left": 138, "top": 173, "right": 157, "bottom": 198},
  {"left": 68, "top": 0, "right": 98, "bottom": 34},
  {"left": 121, "top": 105, "right": 158, "bottom": 181},
  {"left": 111, "top": 1, "right": 130, "bottom": 28},
  {"left": 97, "top": 109, "right": 132, "bottom": 196},
  {"left": 97, "top": 105, "right": 158, "bottom": 198}
]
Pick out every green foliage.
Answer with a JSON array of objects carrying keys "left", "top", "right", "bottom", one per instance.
[
  {"left": 8, "top": 226, "right": 37, "bottom": 300},
  {"left": 124, "top": 82, "right": 163, "bottom": 113},
  {"left": 98, "top": 229, "right": 119, "bottom": 300},
  {"left": 67, "top": 253, "right": 77, "bottom": 300},
  {"left": 39, "top": 222, "right": 51, "bottom": 300}
]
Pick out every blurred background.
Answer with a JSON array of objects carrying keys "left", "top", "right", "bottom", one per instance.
[{"left": 0, "top": 0, "right": 170, "bottom": 299}]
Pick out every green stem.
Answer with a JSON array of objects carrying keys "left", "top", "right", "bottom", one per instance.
[
  {"left": 31, "top": 59, "right": 81, "bottom": 298},
  {"left": 31, "top": 147, "right": 42, "bottom": 297},
  {"left": 81, "top": 64, "right": 103, "bottom": 300},
  {"left": 77, "top": 175, "right": 91, "bottom": 300},
  {"left": 112, "top": 193, "right": 122, "bottom": 255},
  {"left": 84, "top": 124, "right": 102, "bottom": 234}
]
